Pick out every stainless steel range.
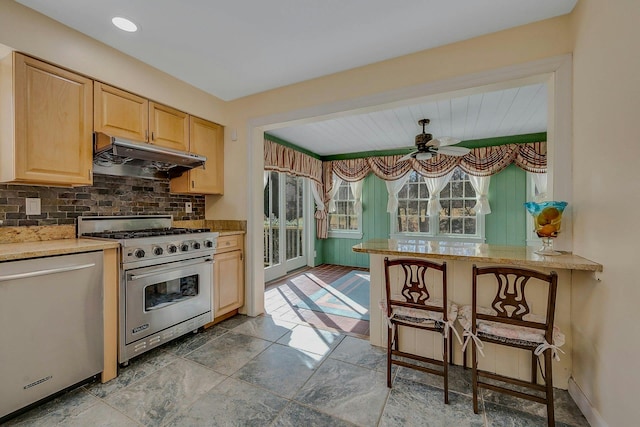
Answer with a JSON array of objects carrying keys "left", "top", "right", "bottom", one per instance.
[{"left": 77, "top": 215, "right": 217, "bottom": 365}]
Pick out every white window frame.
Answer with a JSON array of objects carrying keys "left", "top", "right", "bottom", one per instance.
[
  {"left": 391, "top": 169, "right": 485, "bottom": 243},
  {"left": 328, "top": 179, "right": 363, "bottom": 239},
  {"left": 525, "top": 171, "right": 547, "bottom": 246}
]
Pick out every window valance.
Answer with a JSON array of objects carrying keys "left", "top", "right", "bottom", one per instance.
[
  {"left": 330, "top": 142, "right": 546, "bottom": 181},
  {"left": 264, "top": 139, "right": 322, "bottom": 184}
]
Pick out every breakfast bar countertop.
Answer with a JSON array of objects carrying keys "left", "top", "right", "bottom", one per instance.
[
  {"left": 0, "top": 239, "right": 120, "bottom": 262},
  {"left": 353, "top": 239, "right": 603, "bottom": 272}
]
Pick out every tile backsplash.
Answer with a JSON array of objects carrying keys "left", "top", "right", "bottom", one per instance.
[{"left": 0, "top": 174, "right": 205, "bottom": 227}]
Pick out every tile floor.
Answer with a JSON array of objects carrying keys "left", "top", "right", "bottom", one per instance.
[
  {"left": 265, "top": 264, "right": 371, "bottom": 337},
  {"left": 6, "top": 314, "right": 589, "bottom": 427}
]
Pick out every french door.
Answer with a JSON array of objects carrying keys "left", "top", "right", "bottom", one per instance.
[{"left": 264, "top": 171, "right": 307, "bottom": 282}]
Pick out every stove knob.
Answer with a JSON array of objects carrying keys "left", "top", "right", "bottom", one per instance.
[
  {"left": 167, "top": 244, "right": 178, "bottom": 254},
  {"left": 153, "top": 246, "right": 163, "bottom": 256},
  {"left": 193, "top": 242, "right": 201, "bottom": 250},
  {"left": 134, "top": 249, "right": 145, "bottom": 259},
  {"left": 180, "top": 244, "right": 189, "bottom": 252},
  {"left": 204, "top": 240, "right": 214, "bottom": 248}
]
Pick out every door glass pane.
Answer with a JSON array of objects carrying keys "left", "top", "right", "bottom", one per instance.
[
  {"left": 285, "top": 175, "right": 303, "bottom": 261},
  {"left": 264, "top": 172, "right": 280, "bottom": 268}
]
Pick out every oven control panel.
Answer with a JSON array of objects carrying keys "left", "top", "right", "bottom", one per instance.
[{"left": 123, "top": 236, "right": 217, "bottom": 263}]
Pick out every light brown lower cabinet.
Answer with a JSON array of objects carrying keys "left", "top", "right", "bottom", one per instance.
[{"left": 212, "top": 234, "right": 244, "bottom": 322}]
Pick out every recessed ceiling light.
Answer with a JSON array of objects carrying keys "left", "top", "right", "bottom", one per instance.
[{"left": 112, "top": 17, "right": 137, "bottom": 32}]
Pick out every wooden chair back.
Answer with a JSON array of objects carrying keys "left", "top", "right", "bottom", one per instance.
[
  {"left": 472, "top": 265, "right": 558, "bottom": 344},
  {"left": 384, "top": 258, "right": 448, "bottom": 321}
]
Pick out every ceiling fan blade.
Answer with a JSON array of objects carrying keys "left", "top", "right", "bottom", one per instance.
[
  {"left": 399, "top": 151, "right": 417, "bottom": 162},
  {"left": 431, "top": 136, "right": 461, "bottom": 147},
  {"left": 436, "top": 146, "right": 471, "bottom": 156},
  {"left": 415, "top": 152, "right": 434, "bottom": 161}
]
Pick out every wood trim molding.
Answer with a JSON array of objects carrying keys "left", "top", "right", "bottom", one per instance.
[
  {"left": 568, "top": 378, "right": 608, "bottom": 427},
  {"left": 101, "top": 247, "right": 119, "bottom": 383}
]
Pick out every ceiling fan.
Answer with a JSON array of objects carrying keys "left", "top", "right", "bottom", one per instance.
[{"left": 399, "top": 119, "right": 470, "bottom": 161}]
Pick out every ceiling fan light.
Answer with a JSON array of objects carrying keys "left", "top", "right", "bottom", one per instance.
[
  {"left": 399, "top": 152, "right": 415, "bottom": 162},
  {"left": 416, "top": 152, "right": 433, "bottom": 161}
]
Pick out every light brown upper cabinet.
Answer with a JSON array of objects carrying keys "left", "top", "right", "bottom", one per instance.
[
  {"left": 170, "top": 116, "right": 224, "bottom": 195},
  {"left": 94, "top": 82, "right": 189, "bottom": 152},
  {"left": 149, "top": 102, "right": 189, "bottom": 151},
  {"left": 94, "top": 82, "right": 148, "bottom": 142},
  {"left": 0, "top": 53, "right": 93, "bottom": 186}
]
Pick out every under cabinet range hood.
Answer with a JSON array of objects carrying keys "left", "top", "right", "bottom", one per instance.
[{"left": 93, "top": 133, "right": 206, "bottom": 180}]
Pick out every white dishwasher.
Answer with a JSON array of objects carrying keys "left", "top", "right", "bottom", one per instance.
[{"left": 0, "top": 251, "right": 104, "bottom": 421}]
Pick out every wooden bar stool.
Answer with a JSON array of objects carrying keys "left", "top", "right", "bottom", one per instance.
[
  {"left": 460, "top": 265, "right": 563, "bottom": 427},
  {"left": 382, "top": 257, "right": 461, "bottom": 403}
]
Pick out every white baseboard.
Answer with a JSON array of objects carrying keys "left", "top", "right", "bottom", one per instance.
[{"left": 568, "top": 378, "right": 608, "bottom": 427}]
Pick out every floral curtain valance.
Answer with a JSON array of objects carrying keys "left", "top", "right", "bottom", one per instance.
[
  {"left": 264, "top": 139, "right": 322, "bottom": 184},
  {"left": 330, "top": 142, "right": 546, "bottom": 181}
]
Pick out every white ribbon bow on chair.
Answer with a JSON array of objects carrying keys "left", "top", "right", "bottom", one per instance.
[
  {"left": 444, "top": 319, "right": 464, "bottom": 346},
  {"left": 534, "top": 340, "right": 565, "bottom": 362},
  {"left": 461, "top": 329, "right": 485, "bottom": 357}
]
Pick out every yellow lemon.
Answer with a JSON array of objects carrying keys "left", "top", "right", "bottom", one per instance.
[
  {"left": 537, "top": 224, "right": 557, "bottom": 237},
  {"left": 541, "top": 207, "right": 560, "bottom": 221},
  {"left": 536, "top": 215, "right": 550, "bottom": 226}
]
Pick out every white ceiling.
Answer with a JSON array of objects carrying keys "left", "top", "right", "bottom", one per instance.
[
  {"left": 16, "top": 0, "right": 576, "bottom": 101},
  {"left": 269, "top": 83, "right": 548, "bottom": 156}
]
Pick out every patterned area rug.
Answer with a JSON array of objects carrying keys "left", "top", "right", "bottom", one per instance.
[{"left": 294, "top": 271, "right": 370, "bottom": 320}]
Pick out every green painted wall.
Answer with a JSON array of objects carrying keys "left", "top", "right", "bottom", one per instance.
[
  {"left": 316, "top": 164, "right": 527, "bottom": 268},
  {"left": 319, "top": 173, "right": 390, "bottom": 268},
  {"left": 313, "top": 235, "right": 324, "bottom": 266},
  {"left": 485, "top": 164, "right": 527, "bottom": 246}
]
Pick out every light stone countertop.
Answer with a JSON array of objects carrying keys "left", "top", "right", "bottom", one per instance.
[
  {"left": 0, "top": 226, "right": 244, "bottom": 262},
  {"left": 353, "top": 239, "right": 603, "bottom": 272},
  {"left": 0, "top": 239, "right": 120, "bottom": 262}
]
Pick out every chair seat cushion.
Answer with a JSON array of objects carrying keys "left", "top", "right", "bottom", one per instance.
[
  {"left": 458, "top": 305, "right": 565, "bottom": 347},
  {"left": 379, "top": 297, "right": 458, "bottom": 328}
]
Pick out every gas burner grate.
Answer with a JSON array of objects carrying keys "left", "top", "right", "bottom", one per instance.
[{"left": 84, "top": 227, "right": 212, "bottom": 239}]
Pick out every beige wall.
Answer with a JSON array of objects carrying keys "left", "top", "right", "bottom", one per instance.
[{"left": 570, "top": 0, "right": 640, "bottom": 425}]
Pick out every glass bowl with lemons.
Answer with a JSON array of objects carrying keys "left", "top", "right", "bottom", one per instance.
[{"left": 524, "top": 201, "right": 568, "bottom": 256}]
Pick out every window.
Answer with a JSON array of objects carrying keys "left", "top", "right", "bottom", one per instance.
[
  {"left": 439, "top": 169, "right": 478, "bottom": 235},
  {"left": 329, "top": 179, "right": 362, "bottom": 238},
  {"left": 397, "top": 172, "right": 430, "bottom": 233},
  {"left": 393, "top": 168, "right": 484, "bottom": 241}
]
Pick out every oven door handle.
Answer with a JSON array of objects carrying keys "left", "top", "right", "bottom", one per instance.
[{"left": 127, "top": 258, "right": 213, "bottom": 281}]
